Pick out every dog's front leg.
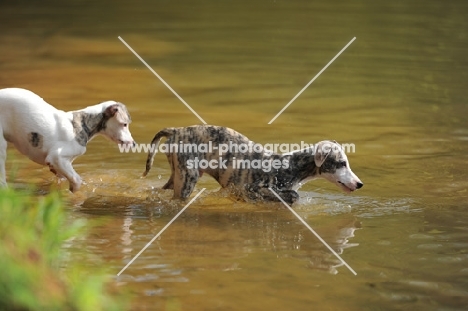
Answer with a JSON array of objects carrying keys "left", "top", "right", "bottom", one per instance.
[
  {"left": 46, "top": 154, "right": 82, "bottom": 192},
  {"left": 0, "top": 131, "right": 7, "bottom": 188}
]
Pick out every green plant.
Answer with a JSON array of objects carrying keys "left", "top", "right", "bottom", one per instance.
[{"left": 0, "top": 188, "right": 126, "bottom": 311}]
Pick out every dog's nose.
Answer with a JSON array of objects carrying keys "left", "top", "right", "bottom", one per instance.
[{"left": 356, "top": 182, "right": 363, "bottom": 189}]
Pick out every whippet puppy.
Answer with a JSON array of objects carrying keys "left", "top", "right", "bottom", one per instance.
[
  {"left": 0, "top": 88, "right": 135, "bottom": 192},
  {"left": 143, "top": 125, "right": 363, "bottom": 204}
]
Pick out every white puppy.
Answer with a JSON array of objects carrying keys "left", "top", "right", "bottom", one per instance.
[{"left": 0, "top": 88, "right": 135, "bottom": 192}]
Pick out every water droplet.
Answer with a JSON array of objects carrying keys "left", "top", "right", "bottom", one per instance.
[{"left": 158, "top": 174, "right": 162, "bottom": 179}]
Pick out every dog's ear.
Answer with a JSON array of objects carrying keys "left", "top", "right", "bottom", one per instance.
[
  {"left": 104, "top": 104, "right": 119, "bottom": 118},
  {"left": 314, "top": 141, "right": 332, "bottom": 167}
]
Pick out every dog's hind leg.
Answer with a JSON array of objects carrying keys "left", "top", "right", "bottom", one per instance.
[
  {"left": 162, "top": 153, "right": 175, "bottom": 190},
  {"left": 0, "top": 127, "right": 7, "bottom": 188},
  {"left": 173, "top": 168, "right": 199, "bottom": 200},
  {"left": 162, "top": 175, "right": 174, "bottom": 189}
]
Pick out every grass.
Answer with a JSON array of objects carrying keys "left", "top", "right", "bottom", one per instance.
[{"left": 0, "top": 188, "right": 127, "bottom": 311}]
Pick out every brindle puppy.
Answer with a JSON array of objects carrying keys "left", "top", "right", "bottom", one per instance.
[{"left": 143, "top": 125, "right": 363, "bottom": 204}]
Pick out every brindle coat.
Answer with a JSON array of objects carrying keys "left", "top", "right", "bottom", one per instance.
[{"left": 143, "top": 125, "right": 363, "bottom": 204}]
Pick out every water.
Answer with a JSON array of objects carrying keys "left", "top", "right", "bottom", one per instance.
[{"left": 1, "top": 0, "right": 468, "bottom": 309}]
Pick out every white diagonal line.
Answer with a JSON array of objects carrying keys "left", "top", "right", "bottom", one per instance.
[
  {"left": 268, "top": 37, "right": 356, "bottom": 124},
  {"left": 117, "top": 188, "right": 206, "bottom": 276},
  {"left": 118, "top": 36, "right": 207, "bottom": 124},
  {"left": 268, "top": 188, "right": 357, "bottom": 275}
]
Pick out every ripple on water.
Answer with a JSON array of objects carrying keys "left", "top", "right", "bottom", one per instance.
[
  {"left": 416, "top": 243, "right": 444, "bottom": 250},
  {"left": 144, "top": 288, "right": 164, "bottom": 296},
  {"left": 409, "top": 233, "right": 435, "bottom": 240},
  {"left": 459, "top": 268, "right": 468, "bottom": 275},
  {"left": 376, "top": 279, "right": 468, "bottom": 307},
  {"left": 380, "top": 292, "right": 418, "bottom": 303},
  {"left": 377, "top": 240, "right": 391, "bottom": 246},
  {"left": 135, "top": 273, "right": 160, "bottom": 282},
  {"left": 406, "top": 280, "right": 440, "bottom": 290},
  {"left": 435, "top": 256, "right": 466, "bottom": 263}
]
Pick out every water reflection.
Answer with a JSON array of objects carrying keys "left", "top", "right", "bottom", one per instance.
[
  {"left": 121, "top": 216, "right": 134, "bottom": 257},
  {"left": 79, "top": 194, "right": 362, "bottom": 278}
]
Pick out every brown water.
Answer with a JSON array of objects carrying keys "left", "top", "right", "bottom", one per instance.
[{"left": 2, "top": 0, "right": 468, "bottom": 310}]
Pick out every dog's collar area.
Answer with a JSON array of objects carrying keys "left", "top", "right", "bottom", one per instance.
[{"left": 71, "top": 111, "right": 109, "bottom": 146}]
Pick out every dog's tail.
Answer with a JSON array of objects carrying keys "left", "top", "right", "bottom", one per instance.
[{"left": 142, "top": 128, "right": 173, "bottom": 178}]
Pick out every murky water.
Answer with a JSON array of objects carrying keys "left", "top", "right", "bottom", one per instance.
[{"left": 2, "top": 0, "right": 468, "bottom": 310}]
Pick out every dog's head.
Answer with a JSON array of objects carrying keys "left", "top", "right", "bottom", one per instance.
[
  {"left": 101, "top": 101, "right": 135, "bottom": 146},
  {"left": 314, "top": 140, "right": 363, "bottom": 192}
]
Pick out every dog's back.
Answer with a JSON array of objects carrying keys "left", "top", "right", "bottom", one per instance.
[
  {"left": 143, "top": 125, "right": 285, "bottom": 199},
  {"left": 0, "top": 88, "right": 63, "bottom": 130},
  {"left": 143, "top": 125, "right": 254, "bottom": 177},
  {"left": 0, "top": 88, "right": 71, "bottom": 162}
]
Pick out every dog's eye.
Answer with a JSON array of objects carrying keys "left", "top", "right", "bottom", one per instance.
[
  {"left": 340, "top": 161, "right": 347, "bottom": 168},
  {"left": 123, "top": 123, "right": 128, "bottom": 127}
]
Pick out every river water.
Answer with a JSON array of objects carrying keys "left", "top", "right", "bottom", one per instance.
[{"left": 1, "top": 0, "right": 468, "bottom": 310}]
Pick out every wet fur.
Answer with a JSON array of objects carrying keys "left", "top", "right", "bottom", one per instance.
[{"left": 143, "top": 125, "right": 363, "bottom": 204}]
